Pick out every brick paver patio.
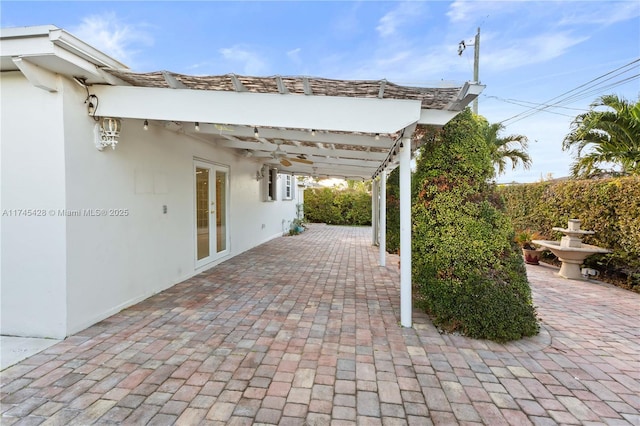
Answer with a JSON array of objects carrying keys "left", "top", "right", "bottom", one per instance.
[{"left": 1, "top": 224, "right": 638, "bottom": 425}]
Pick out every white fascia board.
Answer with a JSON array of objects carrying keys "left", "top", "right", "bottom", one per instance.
[
  {"left": 418, "top": 109, "right": 461, "bottom": 126},
  {"left": 50, "top": 45, "right": 105, "bottom": 77},
  {"left": 49, "top": 28, "right": 129, "bottom": 70},
  {"left": 0, "top": 25, "right": 127, "bottom": 81},
  {"left": 0, "top": 35, "right": 56, "bottom": 58},
  {"left": 91, "top": 85, "right": 422, "bottom": 134},
  {"left": 0, "top": 25, "right": 58, "bottom": 38},
  {"left": 0, "top": 26, "right": 127, "bottom": 70}
]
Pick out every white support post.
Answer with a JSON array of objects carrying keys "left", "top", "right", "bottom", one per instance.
[
  {"left": 399, "top": 137, "right": 412, "bottom": 328},
  {"left": 379, "top": 171, "right": 387, "bottom": 267},
  {"left": 371, "top": 179, "right": 379, "bottom": 246}
]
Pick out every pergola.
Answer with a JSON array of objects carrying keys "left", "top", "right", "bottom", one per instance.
[
  {"left": 88, "top": 72, "right": 482, "bottom": 327},
  {"left": 2, "top": 26, "right": 484, "bottom": 326}
]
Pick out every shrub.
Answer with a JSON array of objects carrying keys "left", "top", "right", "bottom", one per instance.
[
  {"left": 499, "top": 177, "right": 640, "bottom": 290},
  {"left": 304, "top": 186, "right": 372, "bottom": 226},
  {"left": 385, "top": 168, "right": 401, "bottom": 254},
  {"left": 411, "top": 109, "right": 538, "bottom": 342}
]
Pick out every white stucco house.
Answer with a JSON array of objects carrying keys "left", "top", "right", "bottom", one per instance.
[{"left": 0, "top": 25, "right": 483, "bottom": 339}]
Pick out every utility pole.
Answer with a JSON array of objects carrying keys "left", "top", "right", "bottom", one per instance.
[
  {"left": 472, "top": 27, "right": 480, "bottom": 114},
  {"left": 458, "top": 27, "right": 481, "bottom": 114}
]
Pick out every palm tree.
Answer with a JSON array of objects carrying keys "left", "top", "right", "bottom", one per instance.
[
  {"left": 482, "top": 121, "right": 532, "bottom": 176},
  {"left": 562, "top": 95, "right": 640, "bottom": 178}
]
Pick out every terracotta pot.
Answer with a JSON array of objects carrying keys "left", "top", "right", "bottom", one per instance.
[{"left": 522, "top": 248, "right": 544, "bottom": 265}]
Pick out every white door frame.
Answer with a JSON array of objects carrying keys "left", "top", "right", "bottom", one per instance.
[{"left": 194, "top": 160, "right": 230, "bottom": 268}]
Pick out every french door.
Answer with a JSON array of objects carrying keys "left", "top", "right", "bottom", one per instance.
[{"left": 195, "top": 160, "right": 229, "bottom": 267}]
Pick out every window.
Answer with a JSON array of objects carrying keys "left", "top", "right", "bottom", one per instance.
[
  {"left": 283, "top": 174, "right": 293, "bottom": 200},
  {"left": 262, "top": 165, "right": 278, "bottom": 201}
]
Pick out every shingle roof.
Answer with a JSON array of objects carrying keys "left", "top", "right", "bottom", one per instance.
[{"left": 104, "top": 70, "right": 461, "bottom": 110}]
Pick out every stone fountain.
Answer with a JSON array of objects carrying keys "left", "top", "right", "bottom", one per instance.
[{"left": 533, "top": 219, "right": 611, "bottom": 280}]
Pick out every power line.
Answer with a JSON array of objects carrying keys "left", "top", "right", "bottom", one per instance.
[
  {"left": 485, "top": 95, "right": 588, "bottom": 117},
  {"left": 500, "top": 59, "right": 639, "bottom": 125},
  {"left": 498, "top": 58, "right": 640, "bottom": 126},
  {"left": 503, "top": 74, "right": 639, "bottom": 125}
]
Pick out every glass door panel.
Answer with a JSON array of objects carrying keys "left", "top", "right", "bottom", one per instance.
[
  {"left": 196, "top": 167, "right": 210, "bottom": 260},
  {"left": 215, "top": 170, "right": 227, "bottom": 253}
]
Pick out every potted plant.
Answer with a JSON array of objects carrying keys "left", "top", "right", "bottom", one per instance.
[
  {"left": 289, "top": 218, "right": 306, "bottom": 235},
  {"left": 514, "top": 229, "right": 545, "bottom": 265}
]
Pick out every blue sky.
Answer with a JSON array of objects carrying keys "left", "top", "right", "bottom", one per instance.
[{"left": 2, "top": 1, "right": 639, "bottom": 182}]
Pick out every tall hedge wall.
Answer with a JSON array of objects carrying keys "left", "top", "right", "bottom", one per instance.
[
  {"left": 498, "top": 177, "right": 640, "bottom": 288},
  {"left": 304, "top": 187, "right": 372, "bottom": 226},
  {"left": 401, "top": 109, "right": 538, "bottom": 342}
]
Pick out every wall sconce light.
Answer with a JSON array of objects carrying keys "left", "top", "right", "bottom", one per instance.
[
  {"left": 94, "top": 117, "right": 122, "bottom": 150},
  {"left": 375, "top": 133, "right": 380, "bottom": 140},
  {"left": 195, "top": 122, "right": 200, "bottom": 131},
  {"left": 254, "top": 127, "right": 260, "bottom": 138},
  {"left": 143, "top": 120, "right": 149, "bottom": 130}
]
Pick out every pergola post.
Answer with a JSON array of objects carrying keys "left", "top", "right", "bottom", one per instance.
[
  {"left": 379, "top": 171, "right": 387, "bottom": 267},
  {"left": 371, "top": 179, "right": 379, "bottom": 246},
  {"left": 399, "top": 137, "right": 412, "bottom": 327}
]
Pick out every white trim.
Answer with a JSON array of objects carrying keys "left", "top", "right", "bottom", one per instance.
[
  {"left": 399, "top": 137, "right": 412, "bottom": 328},
  {"left": 11, "top": 57, "right": 58, "bottom": 92},
  {"left": 91, "top": 85, "right": 423, "bottom": 134},
  {"left": 418, "top": 109, "right": 460, "bottom": 126},
  {"left": 194, "top": 159, "right": 231, "bottom": 269},
  {"left": 379, "top": 171, "right": 387, "bottom": 267},
  {"left": 282, "top": 174, "right": 294, "bottom": 200},
  {"left": 371, "top": 179, "right": 379, "bottom": 246}
]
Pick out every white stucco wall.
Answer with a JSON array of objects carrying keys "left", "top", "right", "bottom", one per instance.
[
  {"left": 2, "top": 73, "right": 299, "bottom": 338},
  {"left": 1, "top": 72, "right": 68, "bottom": 338}
]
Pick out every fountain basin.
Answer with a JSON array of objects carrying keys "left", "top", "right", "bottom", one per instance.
[{"left": 533, "top": 240, "right": 611, "bottom": 280}]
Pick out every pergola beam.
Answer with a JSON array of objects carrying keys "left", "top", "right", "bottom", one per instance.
[
  {"left": 197, "top": 123, "right": 394, "bottom": 149},
  {"left": 91, "top": 85, "right": 422, "bottom": 134},
  {"left": 214, "top": 138, "right": 387, "bottom": 161},
  {"left": 418, "top": 109, "right": 460, "bottom": 126},
  {"left": 162, "top": 71, "right": 187, "bottom": 89},
  {"left": 250, "top": 152, "right": 381, "bottom": 169},
  {"left": 263, "top": 162, "right": 375, "bottom": 178}
]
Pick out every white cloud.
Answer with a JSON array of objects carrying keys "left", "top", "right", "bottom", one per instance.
[
  {"left": 70, "top": 13, "right": 153, "bottom": 67},
  {"left": 482, "top": 31, "right": 589, "bottom": 71},
  {"left": 376, "top": 2, "right": 427, "bottom": 38},
  {"left": 287, "top": 48, "right": 302, "bottom": 65},
  {"left": 219, "top": 45, "right": 267, "bottom": 75},
  {"left": 557, "top": 2, "right": 640, "bottom": 26},
  {"left": 447, "top": 0, "right": 519, "bottom": 23}
]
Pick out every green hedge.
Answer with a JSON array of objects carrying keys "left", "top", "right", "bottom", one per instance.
[
  {"left": 304, "top": 187, "right": 372, "bottom": 226},
  {"left": 396, "top": 109, "right": 539, "bottom": 342},
  {"left": 499, "top": 177, "right": 640, "bottom": 289},
  {"left": 385, "top": 168, "right": 401, "bottom": 254}
]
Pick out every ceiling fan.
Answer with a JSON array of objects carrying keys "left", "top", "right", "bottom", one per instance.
[{"left": 271, "top": 140, "right": 314, "bottom": 167}]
